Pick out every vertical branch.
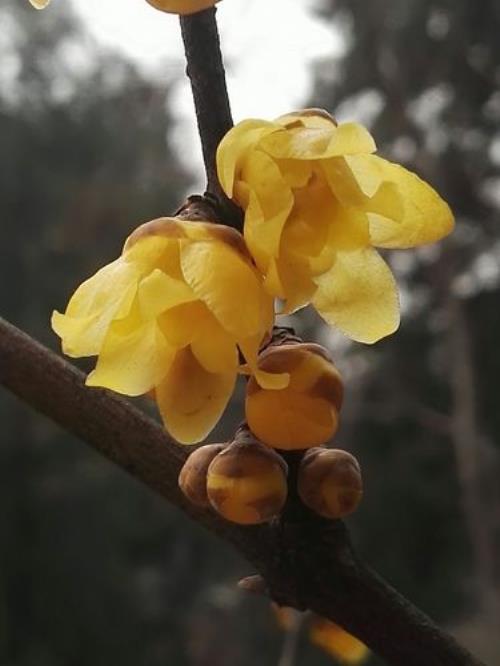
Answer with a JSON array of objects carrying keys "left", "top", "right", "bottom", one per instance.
[{"left": 179, "top": 8, "right": 243, "bottom": 229}]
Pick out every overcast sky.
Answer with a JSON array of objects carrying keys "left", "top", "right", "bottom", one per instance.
[{"left": 69, "top": 0, "right": 340, "bottom": 178}]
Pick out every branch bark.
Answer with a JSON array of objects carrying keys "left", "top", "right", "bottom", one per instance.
[
  {"left": 0, "top": 318, "right": 484, "bottom": 666},
  {"left": 179, "top": 8, "right": 243, "bottom": 230}
]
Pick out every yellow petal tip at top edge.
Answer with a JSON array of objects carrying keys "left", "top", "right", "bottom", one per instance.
[{"left": 29, "top": 0, "right": 50, "bottom": 8}]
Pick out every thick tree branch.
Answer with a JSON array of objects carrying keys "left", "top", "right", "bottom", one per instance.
[
  {"left": 0, "top": 318, "right": 484, "bottom": 666},
  {"left": 179, "top": 8, "right": 243, "bottom": 230}
]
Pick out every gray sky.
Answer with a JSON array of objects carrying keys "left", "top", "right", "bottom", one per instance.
[{"left": 69, "top": 0, "right": 340, "bottom": 178}]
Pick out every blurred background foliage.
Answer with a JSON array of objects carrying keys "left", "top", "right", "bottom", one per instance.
[{"left": 0, "top": 0, "right": 499, "bottom": 664}]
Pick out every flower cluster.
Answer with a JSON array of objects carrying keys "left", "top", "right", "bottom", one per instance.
[
  {"left": 53, "top": 108, "right": 453, "bottom": 523},
  {"left": 52, "top": 217, "right": 275, "bottom": 444}
]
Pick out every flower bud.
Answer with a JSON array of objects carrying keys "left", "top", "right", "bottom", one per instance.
[
  {"left": 178, "top": 443, "right": 225, "bottom": 507},
  {"left": 246, "top": 343, "right": 343, "bottom": 450},
  {"left": 207, "top": 436, "right": 288, "bottom": 525},
  {"left": 298, "top": 448, "right": 362, "bottom": 519}
]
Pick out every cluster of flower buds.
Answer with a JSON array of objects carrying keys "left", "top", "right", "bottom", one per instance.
[
  {"left": 179, "top": 335, "right": 363, "bottom": 525},
  {"left": 179, "top": 429, "right": 288, "bottom": 525}
]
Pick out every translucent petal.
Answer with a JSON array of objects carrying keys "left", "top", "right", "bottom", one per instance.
[
  {"left": 272, "top": 253, "right": 317, "bottom": 314},
  {"left": 137, "top": 268, "right": 196, "bottom": 320},
  {"left": 240, "top": 149, "right": 294, "bottom": 260},
  {"left": 156, "top": 347, "right": 236, "bottom": 444},
  {"left": 282, "top": 171, "right": 336, "bottom": 257},
  {"left": 180, "top": 240, "right": 266, "bottom": 338},
  {"left": 190, "top": 313, "right": 239, "bottom": 374},
  {"left": 276, "top": 159, "right": 312, "bottom": 188},
  {"left": 275, "top": 108, "right": 338, "bottom": 130},
  {"left": 86, "top": 316, "right": 175, "bottom": 396},
  {"left": 216, "top": 119, "right": 279, "bottom": 197},
  {"left": 238, "top": 336, "right": 290, "bottom": 390},
  {"left": 364, "top": 156, "right": 454, "bottom": 248},
  {"left": 313, "top": 247, "right": 400, "bottom": 344},
  {"left": 52, "top": 259, "right": 138, "bottom": 357},
  {"left": 159, "top": 301, "right": 207, "bottom": 348},
  {"left": 322, "top": 155, "right": 382, "bottom": 207},
  {"left": 124, "top": 233, "right": 183, "bottom": 280},
  {"left": 259, "top": 123, "right": 376, "bottom": 161}
]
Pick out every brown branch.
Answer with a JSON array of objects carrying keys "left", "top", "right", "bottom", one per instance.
[
  {"left": 0, "top": 318, "right": 484, "bottom": 666},
  {"left": 179, "top": 8, "right": 243, "bottom": 230}
]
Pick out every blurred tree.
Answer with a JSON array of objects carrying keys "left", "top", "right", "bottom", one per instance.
[{"left": 313, "top": 0, "right": 500, "bottom": 650}]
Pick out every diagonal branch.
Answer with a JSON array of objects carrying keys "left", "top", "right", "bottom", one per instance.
[{"left": 0, "top": 318, "right": 484, "bottom": 666}]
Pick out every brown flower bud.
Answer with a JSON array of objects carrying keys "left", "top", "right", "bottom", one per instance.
[
  {"left": 298, "top": 448, "right": 362, "bottom": 519},
  {"left": 178, "top": 443, "right": 225, "bottom": 507},
  {"left": 246, "top": 343, "right": 343, "bottom": 450},
  {"left": 207, "top": 436, "right": 288, "bottom": 525}
]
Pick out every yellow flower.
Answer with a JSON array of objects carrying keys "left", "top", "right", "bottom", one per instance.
[
  {"left": 52, "top": 217, "right": 274, "bottom": 444},
  {"left": 29, "top": 0, "right": 50, "bottom": 7},
  {"left": 145, "top": 0, "right": 220, "bottom": 13},
  {"left": 217, "top": 108, "right": 454, "bottom": 343},
  {"left": 310, "top": 616, "right": 369, "bottom": 664}
]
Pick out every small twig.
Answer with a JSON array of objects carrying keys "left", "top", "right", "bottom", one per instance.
[{"left": 179, "top": 8, "right": 243, "bottom": 230}]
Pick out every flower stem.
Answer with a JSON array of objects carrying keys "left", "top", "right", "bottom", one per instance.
[{"left": 179, "top": 8, "right": 243, "bottom": 230}]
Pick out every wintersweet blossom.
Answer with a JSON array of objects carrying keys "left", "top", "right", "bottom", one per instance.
[
  {"left": 310, "top": 616, "right": 369, "bottom": 664},
  {"left": 52, "top": 218, "right": 276, "bottom": 444},
  {"left": 29, "top": 0, "right": 220, "bottom": 14},
  {"left": 217, "top": 109, "right": 454, "bottom": 343}
]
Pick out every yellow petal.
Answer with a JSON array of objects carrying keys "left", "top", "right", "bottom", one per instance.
[
  {"left": 156, "top": 347, "right": 236, "bottom": 444},
  {"left": 271, "top": 254, "right": 317, "bottom": 314},
  {"left": 137, "top": 268, "right": 196, "bottom": 320},
  {"left": 310, "top": 618, "right": 369, "bottom": 665},
  {"left": 364, "top": 156, "right": 454, "bottom": 248},
  {"left": 158, "top": 301, "right": 207, "bottom": 348},
  {"left": 282, "top": 171, "right": 336, "bottom": 257},
  {"left": 216, "top": 119, "right": 279, "bottom": 197},
  {"left": 276, "top": 159, "right": 312, "bottom": 188},
  {"left": 313, "top": 247, "right": 400, "bottom": 343},
  {"left": 275, "top": 108, "right": 338, "bottom": 130},
  {"left": 180, "top": 240, "right": 267, "bottom": 338},
  {"left": 238, "top": 336, "right": 290, "bottom": 390},
  {"left": 86, "top": 315, "right": 175, "bottom": 396},
  {"left": 259, "top": 122, "right": 376, "bottom": 161},
  {"left": 145, "top": 0, "right": 220, "bottom": 15},
  {"left": 52, "top": 259, "right": 138, "bottom": 357},
  {"left": 29, "top": 0, "right": 50, "bottom": 7},
  {"left": 190, "top": 313, "right": 239, "bottom": 374},
  {"left": 124, "top": 232, "right": 184, "bottom": 280},
  {"left": 322, "top": 154, "right": 382, "bottom": 207},
  {"left": 240, "top": 149, "right": 294, "bottom": 260}
]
